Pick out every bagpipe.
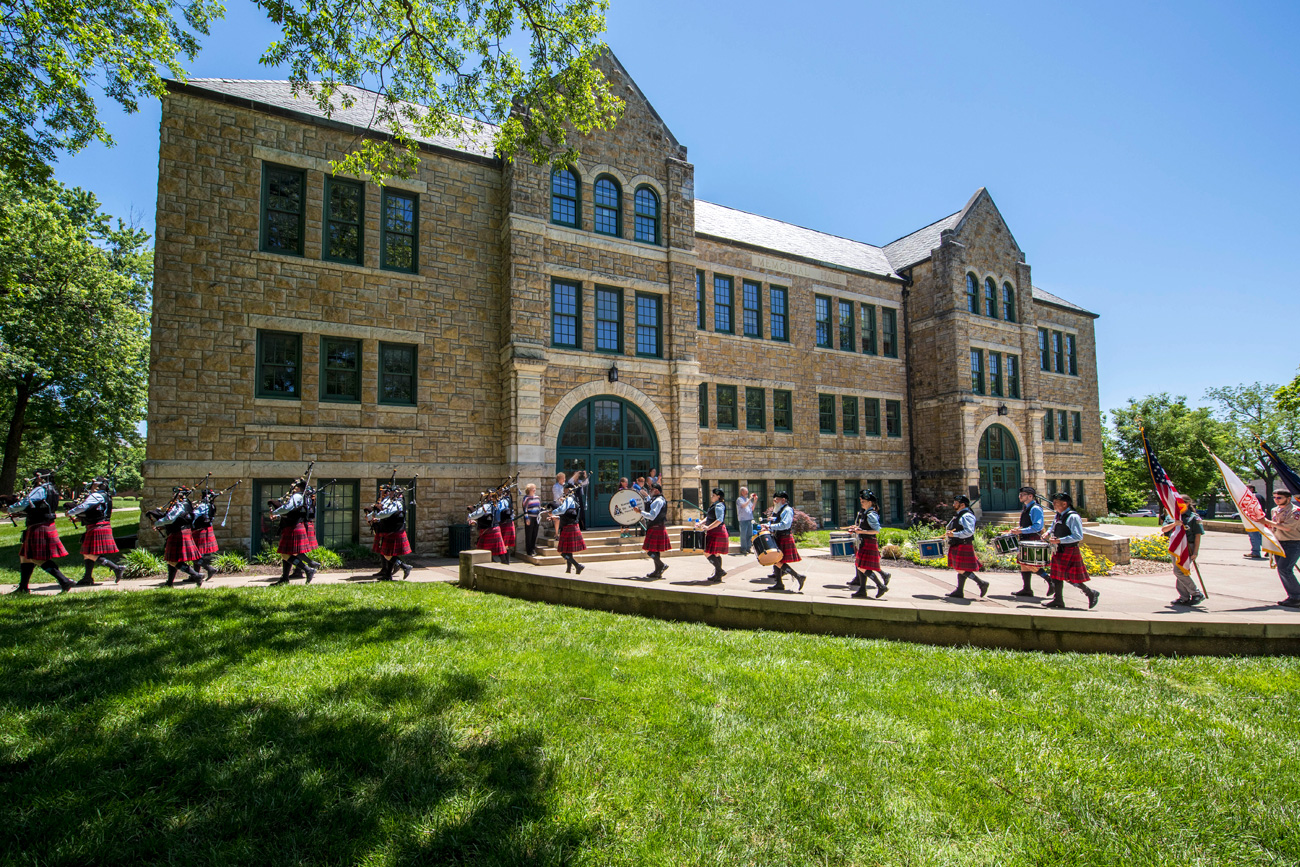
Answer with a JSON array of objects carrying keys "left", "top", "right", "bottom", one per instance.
[
  {"left": 467, "top": 472, "right": 519, "bottom": 520},
  {"left": 1, "top": 458, "right": 70, "bottom": 527},
  {"left": 364, "top": 469, "right": 419, "bottom": 524},
  {"left": 267, "top": 460, "right": 315, "bottom": 512},
  {"left": 64, "top": 459, "right": 124, "bottom": 528}
]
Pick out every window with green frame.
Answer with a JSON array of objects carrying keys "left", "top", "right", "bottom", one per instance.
[
  {"left": 256, "top": 330, "right": 301, "bottom": 399},
  {"left": 774, "top": 389, "right": 792, "bottom": 432},
  {"left": 634, "top": 186, "right": 660, "bottom": 244},
  {"left": 1076, "top": 481, "right": 1087, "bottom": 512},
  {"left": 984, "top": 277, "right": 997, "bottom": 318},
  {"left": 971, "top": 349, "right": 985, "bottom": 394},
  {"left": 551, "top": 168, "right": 579, "bottom": 227},
  {"left": 1057, "top": 409, "right": 1069, "bottom": 441},
  {"left": 1066, "top": 333, "right": 1078, "bottom": 375},
  {"left": 820, "top": 480, "right": 838, "bottom": 527},
  {"left": 881, "top": 308, "right": 898, "bottom": 358},
  {"left": 861, "top": 304, "right": 876, "bottom": 354},
  {"left": 749, "top": 480, "right": 768, "bottom": 516},
  {"left": 818, "top": 393, "right": 835, "bottom": 434},
  {"left": 742, "top": 280, "right": 762, "bottom": 338},
  {"left": 815, "top": 295, "right": 832, "bottom": 348},
  {"left": 381, "top": 188, "right": 418, "bottom": 273},
  {"left": 635, "top": 292, "right": 661, "bottom": 357},
  {"left": 378, "top": 342, "right": 417, "bottom": 405},
  {"left": 716, "top": 479, "right": 739, "bottom": 530},
  {"left": 745, "top": 387, "right": 765, "bottom": 431},
  {"left": 261, "top": 163, "right": 306, "bottom": 255},
  {"left": 1072, "top": 411, "right": 1083, "bottom": 443},
  {"left": 716, "top": 385, "right": 737, "bottom": 429},
  {"left": 842, "top": 395, "right": 858, "bottom": 435},
  {"left": 889, "top": 480, "right": 904, "bottom": 523},
  {"left": 885, "top": 400, "right": 902, "bottom": 437},
  {"left": 1007, "top": 354, "right": 1021, "bottom": 398},
  {"left": 593, "top": 175, "right": 621, "bottom": 237},
  {"left": 838, "top": 299, "right": 854, "bottom": 351},
  {"left": 1044, "top": 409, "right": 1055, "bottom": 441},
  {"left": 1002, "top": 282, "right": 1016, "bottom": 322},
  {"left": 1039, "top": 328, "right": 1050, "bottom": 371},
  {"left": 966, "top": 273, "right": 979, "bottom": 313},
  {"left": 989, "top": 351, "right": 1002, "bottom": 397},
  {"left": 595, "top": 286, "right": 622, "bottom": 353},
  {"left": 551, "top": 279, "right": 580, "bottom": 348},
  {"left": 320, "top": 336, "right": 361, "bottom": 402},
  {"left": 863, "top": 397, "right": 880, "bottom": 436},
  {"left": 698, "top": 382, "right": 708, "bottom": 428},
  {"left": 770, "top": 286, "right": 788, "bottom": 341},
  {"left": 1052, "top": 330, "right": 1064, "bottom": 373},
  {"left": 323, "top": 176, "right": 364, "bottom": 264},
  {"left": 714, "top": 275, "right": 733, "bottom": 334},
  {"left": 315, "top": 479, "right": 360, "bottom": 548},
  {"left": 696, "top": 270, "right": 706, "bottom": 330}
]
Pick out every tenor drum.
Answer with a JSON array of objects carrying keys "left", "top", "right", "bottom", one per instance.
[
  {"left": 993, "top": 533, "right": 1021, "bottom": 556},
  {"left": 609, "top": 489, "right": 648, "bottom": 526},
  {"left": 918, "top": 538, "right": 946, "bottom": 560},
  {"left": 752, "top": 528, "right": 783, "bottom": 566},
  {"left": 829, "top": 532, "right": 855, "bottom": 559},
  {"left": 1018, "top": 541, "right": 1051, "bottom": 568},
  {"left": 680, "top": 529, "right": 706, "bottom": 553}
]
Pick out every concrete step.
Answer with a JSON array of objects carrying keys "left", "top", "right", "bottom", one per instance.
[{"left": 980, "top": 512, "right": 1021, "bottom": 527}]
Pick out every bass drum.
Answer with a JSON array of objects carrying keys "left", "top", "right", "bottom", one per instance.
[
  {"left": 752, "top": 528, "right": 784, "bottom": 567},
  {"left": 609, "top": 489, "right": 648, "bottom": 526}
]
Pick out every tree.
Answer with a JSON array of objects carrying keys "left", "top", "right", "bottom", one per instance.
[
  {"left": 1101, "top": 418, "right": 1146, "bottom": 515},
  {"left": 1277, "top": 368, "right": 1300, "bottom": 414},
  {"left": 1110, "top": 394, "right": 1229, "bottom": 510},
  {"left": 0, "top": 173, "right": 151, "bottom": 494},
  {"left": 0, "top": 0, "right": 621, "bottom": 183},
  {"left": 1206, "top": 382, "right": 1300, "bottom": 500}
]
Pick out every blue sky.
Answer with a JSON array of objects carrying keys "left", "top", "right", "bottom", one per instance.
[{"left": 55, "top": 0, "right": 1300, "bottom": 416}]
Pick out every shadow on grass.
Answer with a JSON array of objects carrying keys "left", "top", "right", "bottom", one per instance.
[{"left": 0, "top": 593, "right": 591, "bottom": 863}]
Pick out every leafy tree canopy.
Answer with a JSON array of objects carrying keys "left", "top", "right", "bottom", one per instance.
[
  {"left": 1205, "top": 381, "right": 1300, "bottom": 500},
  {"left": 0, "top": 0, "right": 622, "bottom": 183},
  {"left": 1109, "top": 394, "right": 1230, "bottom": 505},
  {"left": 1276, "top": 368, "right": 1300, "bottom": 414}
]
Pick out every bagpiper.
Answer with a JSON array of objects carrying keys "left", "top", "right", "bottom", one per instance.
[
  {"left": 495, "top": 489, "right": 516, "bottom": 566},
  {"left": 66, "top": 475, "right": 126, "bottom": 585},
  {"left": 849, "top": 489, "right": 890, "bottom": 599},
  {"left": 473, "top": 491, "right": 508, "bottom": 563},
  {"left": 551, "top": 482, "right": 585, "bottom": 574},
  {"left": 269, "top": 478, "right": 317, "bottom": 585},
  {"left": 190, "top": 485, "right": 222, "bottom": 583},
  {"left": 370, "top": 484, "right": 413, "bottom": 580},
  {"left": 944, "top": 494, "right": 989, "bottom": 599},
  {"left": 762, "top": 490, "right": 806, "bottom": 592},
  {"left": 1043, "top": 491, "right": 1100, "bottom": 610},
  {"left": 153, "top": 487, "right": 207, "bottom": 587},
  {"left": 634, "top": 480, "right": 671, "bottom": 580},
  {"left": 699, "top": 487, "right": 729, "bottom": 582},
  {"left": 6, "top": 469, "right": 75, "bottom": 593}
]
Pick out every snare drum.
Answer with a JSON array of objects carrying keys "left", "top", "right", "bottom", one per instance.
[
  {"left": 829, "top": 532, "right": 855, "bottom": 559},
  {"left": 752, "top": 528, "right": 783, "bottom": 566},
  {"left": 679, "top": 529, "right": 706, "bottom": 553},
  {"left": 1018, "top": 540, "right": 1051, "bottom": 568},
  {"left": 993, "top": 533, "right": 1020, "bottom": 556},
  {"left": 918, "top": 538, "right": 946, "bottom": 560}
]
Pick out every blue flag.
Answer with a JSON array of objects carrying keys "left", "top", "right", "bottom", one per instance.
[{"left": 1260, "top": 439, "right": 1300, "bottom": 496}]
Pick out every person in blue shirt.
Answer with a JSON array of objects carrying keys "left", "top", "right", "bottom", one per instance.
[
  {"left": 944, "top": 495, "right": 988, "bottom": 599},
  {"left": 1013, "top": 487, "right": 1053, "bottom": 597},
  {"left": 1043, "top": 492, "right": 1100, "bottom": 610}
]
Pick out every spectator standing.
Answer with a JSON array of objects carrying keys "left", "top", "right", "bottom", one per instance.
[
  {"left": 648, "top": 468, "right": 661, "bottom": 488},
  {"left": 1246, "top": 485, "right": 1269, "bottom": 559},
  {"left": 1260, "top": 489, "right": 1300, "bottom": 607},
  {"left": 552, "top": 473, "right": 566, "bottom": 506},
  {"left": 522, "top": 484, "right": 542, "bottom": 557},
  {"left": 736, "top": 487, "right": 756, "bottom": 554}
]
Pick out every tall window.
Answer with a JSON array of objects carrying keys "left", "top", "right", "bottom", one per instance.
[
  {"left": 593, "top": 176, "right": 621, "bottom": 236},
  {"left": 861, "top": 304, "right": 877, "bottom": 355},
  {"left": 889, "top": 480, "right": 904, "bottom": 523},
  {"left": 746, "top": 387, "right": 766, "bottom": 431},
  {"left": 820, "top": 481, "right": 838, "bottom": 528},
  {"left": 971, "top": 349, "right": 985, "bottom": 394},
  {"left": 256, "top": 330, "right": 301, "bottom": 399},
  {"left": 595, "top": 287, "right": 622, "bottom": 353},
  {"left": 770, "top": 286, "right": 788, "bottom": 341},
  {"left": 1052, "top": 331, "right": 1065, "bottom": 374},
  {"left": 378, "top": 343, "right": 417, "bottom": 405},
  {"left": 1007, "top": 354, "right": 1020, "bottom": 399},
  {"left": 815, "top": 295, "right": 832, "bottom": 347},
  {"left": 863, "top": 398, "right": 881, "bottom": 436},
  {"left": 1002, "top": 282, "right": 1016, "bottom": 322},
  {"left": 1077, "top": 481, "right": 1087, "bottom": 512},
  {"left": 818, "top": 394, "right": 835, "bottom": 434},
  {"left": 1038, "top": 328, "right": 1050, "bottom": 371},
  {"left": 774, "top": 390, "right": 793, "bottom": 432},
  {"left": 1057, "top": 410, "right": 1069, "bottom": 441},
  {"left": 716, "top": 385, "right": 737, "bottom": 429},
  {"left": 1044, "top": 410, "right": 1055, "bottom": 441},
  {"left": 881, "top": 308, "right": 898, "bottom": 358},
  {"left": 989, "top": 351, "right": 1002, "bottom": 397},
  {"left": 320, "top": 337, "right": 361, "bottom": 402},
  {"left": 837, "top": 300, "right": 854, "bottom": 351},
  {"left": 1066, "top": 334, "right": 1078, "bottom": 375},
  {"left": 323, "top": 177, "right": 363, "bottom": 265},
  {"left": 635, "top": 293, "right": 661, "bottom": 357},
  {"left": 698, "top": 383, "right": 708, "bottom": 428},
  {"left": 1072, "top": 411, "right": 1083, "bottom": 442},
  {"left": 261, "top": 163, "right": 306, "bottom": 255},
  {"left": 842, "top": 396, "right": 858, "bottom": 436},
  {"left": 984, "top": 277, "right": 998, "bottom": 318},
  {"left": 714, "top": 276, "right": 733, "bottom": 334},
  {"left": 696, "top": 270, "right": 706, "bottom": 330},
  {"left": 742, "top": 280, "right": 762, "bottom": 338},
  {"left": 551, "top": 168, "right": 579, "bottom": 227},
  {"left": 381, "top": 188, "right": 418, "bottom": 273},
  {"left": 966, "top": 273, "right": 979, "bottom": 313},
  {"left": 551, "top": 279, "right": 580, "bottom": 348},
  {"left": 885, "top": 400, "right": 902, "bottom": 437},
  {"left": 634, "top": 186, "right": 660, "bottom": 244}
]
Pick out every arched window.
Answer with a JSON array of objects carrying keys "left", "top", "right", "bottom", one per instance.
[
  {"left": 593, "top": 175, "right": 621, "bottom": 236},
  {"left": 984, "top": 277, "right": 998, "bottom": 318},
  {"left": 551, "top": 168, "right": 579, "bottom": 227},
  {"left": 965, "top": 273, "right": 979, "bottom": 314},
  {"left": 634, "top": 186, "right": 660, "bottom": 245},
  {"left": 1002, "top": 282, "right": 1016, "bottom": 322}
]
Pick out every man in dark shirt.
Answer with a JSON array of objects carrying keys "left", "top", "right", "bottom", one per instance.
[
  {"left": 1161, "top": 503, "right": 1205, "bottom": 606},
  {"left": 1246, "top": 485, "right": 1268, "bottom": 559}
]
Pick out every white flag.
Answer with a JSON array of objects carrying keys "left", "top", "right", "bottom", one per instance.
[{"left": 1209, "top": 451, "right": 1285, "bottom": 557}]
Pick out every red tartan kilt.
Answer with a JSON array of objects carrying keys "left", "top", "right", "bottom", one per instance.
[
  {"left": 80, "top": 521, "right": 119, "bottom": 556},
  {"left": 500, "top": 521, "right": 516, "bottom": 548},
  {"left": 192, "top": 526, "right": 219, "bottom": 556},
  {"left": 855, "top": 536, "right": 881, "bottom": 570},
  {"left": 376, "top": 531, "right": 412, "bottom": 557},
  {"left": 277, "top": 522, "right": 316, "bottom": 555},
  {"left": 947, "top": 541, "right": 982, "bottom": 572},
  {"left": 1050, "top": 545, "right": 1090, "bottom": 584},
  {"left": 371, "top": 529, "right": 383, "bottom": 553},
  {"left": 642, "top": 524, "right": 671, "bottom": 553},
  {"left": 165, "top": 528, "right": 201, "bottom": 562},
  {"left": 704, "top": 525, "right": 730, "bottom": 555},
  {"left": 20, "top": 523, "right": 68, "bottom": 561},
  {"left": 558, "top": 523, "right": 586, "bottom": 554},
  {"left": 776, "top": 532, "right": 801, "bottom": 564},
  {"left": 478, "top": 526, "right": 507, "bottom": 556}
]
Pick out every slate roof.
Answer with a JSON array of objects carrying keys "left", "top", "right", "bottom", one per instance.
[
  {"left": 694, "top": 200, "right": 898, "bottom": 278},
  {"left": 1031, "top": 286, "right": 1098, "bottom": 318},
  {"left": 176, "top": 79, "right": 499, "bottom": 159},
  {"left": 882, "top": 211, "right": 962, "bottom": 271}
]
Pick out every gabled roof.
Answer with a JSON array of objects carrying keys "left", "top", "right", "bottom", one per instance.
[
  {"left": 1032, "top": 286, "right": 1098, "bottom": 318},
  {"left": 170, "top": 79, "right": 499, "bottom": 160},
  {"left": 694, "top": 201, "right": 898, "bottom": 279},
  {"left": 882, "top": 210, "right": 962, "bottom": 271}
]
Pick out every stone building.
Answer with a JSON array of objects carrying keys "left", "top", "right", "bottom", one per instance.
[{"left": 144, "top": 52, "right": 1104, "bottom": 554}]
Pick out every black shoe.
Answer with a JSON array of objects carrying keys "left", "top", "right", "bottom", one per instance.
[
  {"left": 762, "top": 582, "right": 786, "bottom": 592},
  {"left": 1172, "top": 597, "right": 1194, "bottom": 606},
  {"left": 399, "top": 561, "right": 412, "bottom": 580},
  {"left": 304, "top": 564, "right": 316, "bottom": 584},
  {"left": 76, "top": 575, "right": 96, "bottom": 587},
  {"left": 850, "top": 586, "right": 869, "bottom": 599},
  {"left": 204, "top": 566, "right": 217, "bottom": 582},
  {"left": 876, "top": 583, "right": 888, "bottom": 599},
  {"left": 793, "top": 572, "right": 806, "bottom": 592},
  {"left": 57, "top": 577, "right": 74, "bottom": 593},
  {"left": 946, "top": 589, "right": 965, "bottom": 599},
  {"left": 9, "top": 587, "right": 31, "bottom": 595},
  {"left": 881, "top": 572, "right": 891, "bottom": 587},
  {"left": 575, "top": 563, "right": 585, "bottom": 575},
  {"left": 270, "top": 575, "right": 290, "bottom": 586},
  {"left": 1279, "top": 598, "right": 1300, "bottom": 609},
  {"left": 1012, "top": 588, "right": 1035, "bottom": 598},
  {"left": 976, "top": 579, "right": 990, "bottom": 598},
  {"left": 1187, "top": 592, "right": 1206, "bottom": 605},
  {"left": 1042, "top": 599, "right": 1066, "bottom": 609},
  {"left": 1087, "top": 589, "right": 1100, "bottom": 609},
  {"left": 112, "top": 563, "right": 125, "bottom": 583},
  {"left": 848, "top": 575, "right": 862, "bottom": 587}
]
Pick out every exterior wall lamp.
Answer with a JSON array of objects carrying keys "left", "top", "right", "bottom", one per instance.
[
  {"left": 997, "top": 405, "right": 1009, "bottom": 416},
  {"left": 608, "top": 364, "right": 619, "bottom": 383}
]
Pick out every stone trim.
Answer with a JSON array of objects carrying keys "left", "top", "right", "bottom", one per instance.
[
  {"left": 546, "top": 264, "right": 670, "bottom": 296},
  {"left": 543, "top": 380, "right": 672, "bottom": 458},
  {"left": 507, "top": 214, "right": 673, "bottom": 262},
  {"left": 251, "top": 145, "right": 428, "bottom": 193},
  {"left": 144, "top": 460, "right": 501, "bottom": 477},
  {"left": 246, "top": 312, "right": 425, "bottom": 344}
]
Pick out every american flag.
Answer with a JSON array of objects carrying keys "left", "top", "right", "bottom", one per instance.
[{"left": 1141, "top": 428, "right": 1193, "bottom": 574}]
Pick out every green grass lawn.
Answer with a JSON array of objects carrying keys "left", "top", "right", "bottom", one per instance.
[
  {"left": 1106, "top": 517, "right": 1160, "bottom": 527},
  {"left": 0, "top": 509, "right": 143, "bottom": 583},
  {"left": 1, "top": 584, "right": 1296, "bottom": 865}
]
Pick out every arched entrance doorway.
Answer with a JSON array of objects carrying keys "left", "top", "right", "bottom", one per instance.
[
  {"left": 555, "top": 397, "right": 660, "bottom": 527},
  {"left": 978, "top": 424, "right": 1022, "bottom": 512}
]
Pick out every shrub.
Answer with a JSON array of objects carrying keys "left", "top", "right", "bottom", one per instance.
[
  {"left": 881, "top": 543, "right": 903, "bottom": 560},
  {"left": 878, "top": 528, "right": 908, "bottom": 547},
  {"left": 1096, "top": 516, "right": 1123, "bottom": 525},
  {"left": 120, "top": 548, "right": 164, "bottom": 579},
  {"left": 212, "top": 551, "right": 247, "bottom": 574},
  {"left": 313, "top": 548, "right": 345, "bottom": 569},
  {"left": 253, "top": 542, "right": 283, "bottom": 565},
  {"left": 790, "top": 509, "right": 818, "bottom": 540},
  {"left": 1129, "top": 535, "right": 1173, "bottom": 562},
  {"left": 335, "top": 542, "right": 378, "bottom": 562},
  {"left": 1080, "top": 545, "right": 1115, "bottom": 576}
]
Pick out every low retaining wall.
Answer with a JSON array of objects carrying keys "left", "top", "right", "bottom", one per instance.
[
  {"left": 459, "top": 553, "right": 1300, "bottom": 657},
  {"left": 1205, "top": 520, "right": 1249, "bottom": 534},
  {"left": 1083, "top": 530, "right": 1130, "bottom": 565}
]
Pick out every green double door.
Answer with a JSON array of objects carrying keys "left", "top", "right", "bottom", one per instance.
[
  {"left": 555, "top": 397, "right": 659, "bottom": 528},
  {"left": 977, "top": 424, "right": 1022, "bottom": 512}
]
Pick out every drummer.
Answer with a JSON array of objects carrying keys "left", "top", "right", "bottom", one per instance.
[
  {"left": 1043, "top": 491, "right": 1100, "bottom": 610},
  {"left": 850, "top": 490, "right": 890, "bottom": 599},
  {"left": 762, "top": 490, "right": 806, "bottom": 592},
  {"left": 1013, "top": 486, "right": 1054, "bottom": 597},
  {"left": 699, "top": 487, "right": 729, "bottom": 582},
  {"left": 633, "top": 481, "right": 672, "bottom": 580}
]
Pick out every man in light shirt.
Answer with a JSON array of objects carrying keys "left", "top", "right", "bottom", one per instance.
[
  {"left": 736, "top": 487, "right": 757, "bottom": 554},
  {"left": 1260, "top": 489, "right": 1300, "bottom": 607}
]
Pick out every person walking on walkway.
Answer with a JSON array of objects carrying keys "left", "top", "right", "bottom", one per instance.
[
  {"left": 1161, "top": 501, "right": 1206, "bottom": 607},
  {"left": 1246, "top": 485, "right": 1269, "bottom": 560},
  {"left": 1260, "top": 488, "right": 1300, "bottom": 607},
  {"left": 1043, "top": 492, "right": 1100, "bottom": 610}
]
